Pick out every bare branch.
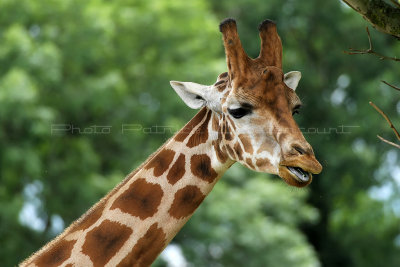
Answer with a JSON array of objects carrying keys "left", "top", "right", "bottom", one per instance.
[
  {"left": 369, "top": 101, "right": 400, "bottom": 140},
  {"left": 341, "top": 0, "right": 400, "bottom": 38},
  {"left": 344, "top": 27, "right": 400, "bottom": 61},
  {"left": 377, "top": 135, "right": 400, "bottom": 149},
  {"left": 389, "top": 0, "right": 400, "bottom": 9},
  {"left": 382, "top": 80, "right": 400, "bottom": 91},
  {"left": 369, "top": 101, "right": 400, "bottom": 149}
]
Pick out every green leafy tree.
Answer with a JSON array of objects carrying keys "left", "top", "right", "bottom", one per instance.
[{"left": 0, "top": 0, "right": 221, "bottom": 265}]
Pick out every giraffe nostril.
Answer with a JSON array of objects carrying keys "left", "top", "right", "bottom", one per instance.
[{"left": 292, "top": 145, "right": 306, "bottom": 155}]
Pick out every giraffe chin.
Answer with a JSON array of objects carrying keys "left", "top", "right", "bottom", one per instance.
[{"left": 278, "top": 166, "right": 313, "bottom": 188}]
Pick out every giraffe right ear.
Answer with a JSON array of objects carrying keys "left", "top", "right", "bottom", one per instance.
[
  {"left": 170, "top": 81, "right": 209, "bottom": 109},
  {"left": 284, "top": 71, "right": 301, "bottom": 91}
]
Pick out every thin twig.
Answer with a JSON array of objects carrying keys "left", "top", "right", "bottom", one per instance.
[
  {"left": 382, "top": 80, "right": 400, "bottom": 91},
  {"left": 369, "top": 101, "right": 400, "bottom": 140},
  {"left": 344, "top": 27, "right": 400, "bottom": 61},
  {"left": 377, "top": 135, "right": 400, "bottom": 149},
  {"left": 369, "top": 101, "right": 400, "bottom": 149},
  {"left": 389, "top": 0, "right": 400, "bottom": 9}
]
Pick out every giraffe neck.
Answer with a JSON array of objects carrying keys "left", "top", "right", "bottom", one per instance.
[{"left": 22, "top": 107, "right": 234, "bottom": 267}]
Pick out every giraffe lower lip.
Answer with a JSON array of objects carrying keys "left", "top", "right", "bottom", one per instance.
[{"left": 287, "top": 166, "right": 310, "bottom": 182}]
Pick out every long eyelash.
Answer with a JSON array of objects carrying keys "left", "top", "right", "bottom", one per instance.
[
  {"left": 240, "top": 102, "right": 254, "bottom": 109},
  {"left": 294, "top": 104, "right": 302, "bottom": 109},
  {"left": 292, "top": 104, "right": 302, "bottom": 115}
]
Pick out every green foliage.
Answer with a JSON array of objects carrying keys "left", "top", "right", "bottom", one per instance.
[
  {"left": 0, "top": 0, "right": 221, "bottom": 265},
  {"left": 1, "top": 0, "right": 399, "bottom": 266},
  {"left": 177, "top": 166, "right": 319, "bottom": 267}
]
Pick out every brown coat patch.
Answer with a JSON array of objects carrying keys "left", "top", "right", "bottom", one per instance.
[
  {"left": 166, "top": 154, "right": 186, "bottom": 185},
  {"left": 117, "top": 223, "right": 166, "bottom": 267},
  {"left": 190, "top": 154, "right": 218, "bottom": 183},
  {"left": 82, "top": 220, "right": 132, "bottom": 267},
  {"left": 218, "top": 72, "right": 228, "bottom": 79},
  {"left": 168, "top": 186, "right": 205, "bottom": 219},
  {"left": 187, "top": 110, "right": 211, "bottom": 148},
  {"left": 217, "top": 84, "right": 226, "bottom": 92},
  {"left": 217, "top": 126, "right": 223, "bottom": 143},
  {"left": 256, "top": 158, "right": 273, "bottom": 169},
  {"left": 277, "top": 132, "right": 288, "bottom": 143},
  {"left": 221, "top": 118, "right": 226, "bottom": 133},
  {"left": 234, "top": 142, "right": 244, "bottom": 161},
  {"left": 175, "top": 107, "right": 208, "bottom": 142},
  {"left": 34, "top": 239, "right": 76, "bottom": 266},
  {"left": 225, "top": 145, "right": 235, "bottom": 159},
  {"left": 212, "top": 141, "right": 228, "bottom": 164},
  {"left": 212, "top": 115, "right": 219, "bottom": 131},
  {"left": 146, "top": 149, "right": 175, "bottom": 177},
  {"left": 72, "top": 201, "right": 106, "bottom": 232},
  {"left": 246, "top": 158, "right": 255, "bottom": 169},
  {"left": 238, "top": 134, "right": 253, "bottom": 154},
  {"left": 227, "top": 116, "right": 236, "bottom": 131},
  {"left": 111, "top": 178, "right": 163, "bottom": 220},
  {"left": 257, "top": 137, "right": 275, "bottom": 154},
  {"left": 224, "top": 123, "right": 233, "bottom": 141}
]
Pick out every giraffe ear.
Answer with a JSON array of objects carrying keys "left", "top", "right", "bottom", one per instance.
[
  {"left": 284, "top": 71, "right": 301, "bottom": 91},
  {"left": 170, "top": 81, "right": 209, "bottom": 109}
]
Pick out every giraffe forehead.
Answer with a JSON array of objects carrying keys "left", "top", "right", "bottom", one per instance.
[
  {"left": 231, "top": 65, "right": 283, "bottom": 90},
  {"left": 240, "top": 82, "right": 287, "bottom": 106},
  {"left": 226, "top": 73, "right": 291, "bottom": 111}
]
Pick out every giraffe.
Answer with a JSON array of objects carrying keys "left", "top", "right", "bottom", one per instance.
[{"left": 21, "top": 18, "right": 322, "bottom": 267}]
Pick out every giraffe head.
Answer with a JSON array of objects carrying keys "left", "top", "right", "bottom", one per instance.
[{"left": 170, "top": 19, "right": 322, "bottom": 187}]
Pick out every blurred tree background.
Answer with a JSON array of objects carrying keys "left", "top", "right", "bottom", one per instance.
[{"left": 0, "top": 0, "right": 399, "bottom": 266}]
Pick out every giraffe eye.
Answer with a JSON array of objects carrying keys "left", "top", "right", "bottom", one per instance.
[
  {"left": 292, "top": 104, "right": 302, "bottom": 115},
  {"left": 228, "top": 107, "right": 252, "bottom": 119}
]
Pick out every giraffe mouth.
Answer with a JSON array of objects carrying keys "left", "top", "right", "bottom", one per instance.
[{"left": 286, "top": 166, "right": 310, "bottom": 182}]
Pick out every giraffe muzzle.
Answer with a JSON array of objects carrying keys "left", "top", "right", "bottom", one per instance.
[{"left": 278, "top": 154, "right": 322, "bottom": 187}]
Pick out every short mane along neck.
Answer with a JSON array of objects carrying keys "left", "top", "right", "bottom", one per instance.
[{"left": 22, "top": 107, "right": 233, "bottom": 267}]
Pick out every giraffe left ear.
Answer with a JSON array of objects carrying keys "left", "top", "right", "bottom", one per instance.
[
  {"left": 170, "top": 81, "right": 210, "bottom": 109},
  {"left": 284, "top": 71, "right": 301, "bottom": 91}
]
